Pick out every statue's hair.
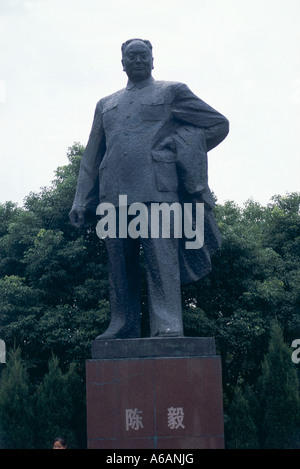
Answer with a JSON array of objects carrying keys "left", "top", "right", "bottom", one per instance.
[{"left": 121, "top": 38, "right": 153, "bottom": 57}]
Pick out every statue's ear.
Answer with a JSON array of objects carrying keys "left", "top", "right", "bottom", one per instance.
[{"left": 121, "top": 59, "right": 126, "bottom": 71}]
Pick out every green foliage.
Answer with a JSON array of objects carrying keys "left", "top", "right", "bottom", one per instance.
[
  {"left": 225, "top": 385, "right": 259, "bottom": 448},
  {"left": 259, "top": 322, "right": 299, "bottom": 448},
  {"left": 225, "top": 322, "right": 300, "bottom": 449},
  {"left": 0, "top": 142, "right": 299, "bottom": 447},
  {"left": 0, "top": 349, "right": 85, "bottom": 448},
  {"left": 0, "top": 144, "right": 110, "bottom": 380},
  {"left": 0, "top": 348, "right": 34, "bottom": 448},
  {"left": 35, "top": 355, "right": 84, "bottom": 448},
  {"left": 183, "top": 193, "right": 300, "bottom": 389}
]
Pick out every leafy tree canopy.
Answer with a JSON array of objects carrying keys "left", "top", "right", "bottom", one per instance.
[{"left": 0, "top": 143, "right": 299, "bottom": 447}]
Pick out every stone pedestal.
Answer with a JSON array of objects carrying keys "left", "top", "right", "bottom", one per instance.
[{"left": 86, "top": 337, "right": 224, "bottom": 449}]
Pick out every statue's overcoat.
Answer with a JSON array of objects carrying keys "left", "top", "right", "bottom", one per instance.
[{"left": 72, "top": 76, "right": 229, "bottom": 283}]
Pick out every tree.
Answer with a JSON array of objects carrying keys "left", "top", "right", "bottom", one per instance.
[
  {"left": 0, "top": 142, "right": 299, "bottom": 448},
  {"left": 0, "top": 144, "right": 110, "bottom": 379},
  {"left": 0, "top": 348, "right": 34, "bottom": 448},
  {"left": 259, "top": 322, "right": 299, "bottom": 448},
  {"left": 225, "top": 385, "right": 259, "bottom": 449},
  {"left": 34, "top": 355, "right": 84, "bottom": 448}
]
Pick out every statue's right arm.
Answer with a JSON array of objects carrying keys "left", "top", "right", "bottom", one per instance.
[{"left": 69, "top": 101, "right": 106, "bottom": 228}]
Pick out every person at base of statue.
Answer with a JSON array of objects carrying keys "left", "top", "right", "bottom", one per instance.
[{"left": 53, "top": 436, "right": 67, "bottom": 449}]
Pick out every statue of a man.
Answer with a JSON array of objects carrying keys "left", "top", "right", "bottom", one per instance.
[{"left": 69, "top": 38, "right": 229, "bottom": 340}]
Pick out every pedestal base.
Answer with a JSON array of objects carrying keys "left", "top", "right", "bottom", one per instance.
[{"left": 86, "top": 337, "right": 224, "bottom": 449}]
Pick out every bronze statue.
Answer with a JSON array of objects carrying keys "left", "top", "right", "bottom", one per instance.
[{"left": 69, "top": 38, "right": 229, "bottom": 340}]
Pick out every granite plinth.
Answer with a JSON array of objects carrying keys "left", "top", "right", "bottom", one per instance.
[{"left": 86, "top": 337, "right": 224, "bottom": 449}]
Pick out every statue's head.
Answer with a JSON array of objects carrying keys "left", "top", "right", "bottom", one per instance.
[{"left": 121, "top": 38, "right": 154, "bottom": 83}]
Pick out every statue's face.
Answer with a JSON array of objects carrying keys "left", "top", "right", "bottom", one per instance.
[{"left": 122, "top": 40, "right": 153, "bottom": 82}]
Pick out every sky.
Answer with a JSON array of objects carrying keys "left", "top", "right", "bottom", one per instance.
[{"left": 0, "top": 0, "right": 299, "bottom": 208}]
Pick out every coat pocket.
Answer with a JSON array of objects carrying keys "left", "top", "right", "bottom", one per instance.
[
  {"left": 140, "top": 98, "right": 164, "bottom": 121},
  {"left": 151, "top": 150, "right": 178, "bottom": 192}
]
